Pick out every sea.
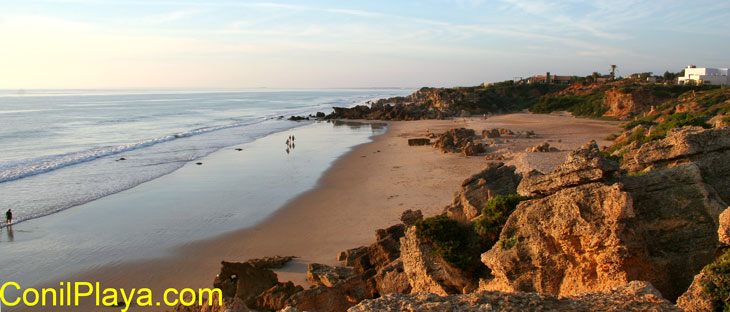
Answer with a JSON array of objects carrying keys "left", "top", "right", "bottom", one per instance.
[{"left": 0, "top": 89, "right": 410, "bottom": 227}]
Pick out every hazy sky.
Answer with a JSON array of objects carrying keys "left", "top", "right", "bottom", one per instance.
[{"left": 1, "top": 0, "right": 728, "bottom": 89}]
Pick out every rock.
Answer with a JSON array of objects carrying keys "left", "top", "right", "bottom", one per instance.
[
  {"left": 213, "top": 261, "right": 279, "bottom": 301},
  {"left": 246, "top": 255, "right": 295, "bottom": 269},
  {"left": 444, "top": 162, "right": 522, "bottom": 222},
  {"left": 432, "top": 128, "right": 484, "bottom": 156},
  {"left": 337, "top": 246, "right": 368, "bottom": 267},
  {"left": 288, "top": 116, "right": 309, "bottom": 121},
  {"left": 516, "top": 130, "right": 537, "bottom": 138},
  {"left": 484, "top": 162, "right": 725, "bottom": 301},
  {"left": 399, "top": 227, "right": 474, "bottom": 295},
  {"left": 286, "top": 274, "right": 375, "bottom": 312},
  {"left": 348, "top": 281, "right": 680, "bottom": 312},
  {"left": 526, "top": 141, "right": 559, "bottom": 152},
  {"left": 720, "top": 207, "right": 730, "bottom": 245},
  {"left": 621, "top": 127, "right": 730, "bottom": 204},
  {"left": 246, "top": 281, "right": 303, "bottom": 311},
  {"left": 316, "top": 112, "right": 326, "bottom": 118},
  {"left": 196, "top": 162, "right": 203, "bottom": 165},
  {"left": 400, "top": 209, "right": 423, "bottom": 226},
  {"left": 676, "top": 272, "right": 715, "bottom": 312},
  {"left": 481, "top": 182, "right": 637, "bottom": 296},
  {"left": 172, "top": 292, "right": 249, "bottom": 312},
  {"left": 517, "top": 140, "right": 619, "bottom": 197},
  {"left": 372, "top": 259, "right": 411, "bottom": 294},
  {"left": 368, "top": 225, "right": 404, "bottom": 271},
  {"left": 235, "top": 148, "right": 243, "bottom": 151},
  {"left": 308, "top": 263, "right": 355, "bottom": 287},
  {"left": 498, "top": 128, "right": 515, "bottom": 135},
  {"left": 482, "top": 129, "right": 501, "bottom": 138},
  {"left": 407, "top": 138, "right": 430, "bottom": 146},
  {"left": 484, "top": 154, "right": 506, "bottom": 161}
]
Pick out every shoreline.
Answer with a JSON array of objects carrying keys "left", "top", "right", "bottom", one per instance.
[{"left": 39, "top": 113, "right": 618, "bottom": 311}]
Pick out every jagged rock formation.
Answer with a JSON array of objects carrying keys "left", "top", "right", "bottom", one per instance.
[
  {"left": 308, "top": 263, "right": 355, "bottom": 287},
  {"left": 399, "top": 226, "right": 475, "bottom": 295},
  {"left": 622, "top": 126, "right": 730, "bottom": 204},
  {"left": 407, "top": 138, "right": 430, "bottom": 146},
  {"left": 444, "top": 162, "right": 521, "bottom": 222},
  {"left": 325, "top": 103, "right": 446, "bottom": 121},
  {"left": 483, "top": 132, "right": 729, "bottom": 301},
  {"left": 431, "top": 128, "right": 486, "bottom": 156},
  {"left": 526, "top": 141, "right": 559, "bottom": 152},
  {"left": 517, "top": 141, "right": 619, "bottom": 197},
  {"left": 348, "top": 281, "right": 679, "bottom": 312},
  {"left": 603, "top": 88, "right": 656, "bottom": 119}
]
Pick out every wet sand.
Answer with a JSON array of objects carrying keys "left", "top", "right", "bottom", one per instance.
[{"left": 30, "top": 113, "right": 619, "bottom": 311}]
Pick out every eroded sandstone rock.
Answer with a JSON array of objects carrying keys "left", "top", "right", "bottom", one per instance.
[
  {"left": 348, "top": 281, "right": 679, "bottom": 312},
  {"left": 399, "top": 227, "right": 474, "bottom": 295},
  {"left": 444, "top": 162, "right": 521, "bottom": 222},
  {"left": 308, "top": 263, "right": 355, "bottom": 287},
  {"left": 517, "top": 140, "right": 619, "bottom": 197}
]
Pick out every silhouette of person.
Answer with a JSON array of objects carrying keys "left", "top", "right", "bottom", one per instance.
[{"left": 5, "top": 209, "right": 11, "bottom": 224}]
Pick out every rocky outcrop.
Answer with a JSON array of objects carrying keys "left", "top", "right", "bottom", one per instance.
[
  {"left": 482, "top": 128, "right": 501, "bottom": 138},
  {"left": 622, "top": 127, "right": 730, "bottom": 204},
  {"left": 481, "top": 182, "right": 638, "bottom": 295},
  {"left": 432, "top": 128, "right": 485, "bottom": 156},
  {"left": 517, "top": 140, "right": 619, "bottom": 197},
  {"left": 285, "top": 274, "right": 376, "bottom": 312},
  {"left": 348, "top": 281, "right": 679, "bottom": 312},
  {"left": 399, "top": 227, "right": 474, "bottom": 295},
  {"left": 247, "top": 282, "right": 303, "bottom": 311},
  {"left": 399, "top": 209, "right": 423, "bottom": 226},
  {"left": 337, "top": 246, "right": 368, "bottom": 267},
  {"left": 325, "top": 103, "right": 446, "bottom": 121},
  {"left": 485, "top": 139, "right": 726, "bottom": 300},
  {"left": 213, "top": 261, "right": 280, "bottom": 301},
  {"left": 526, "top": 141, "right": 559, "bottom": 152},
  {"left": 372, "top": 259, "right": 411, "bottom": 294},
  {"left": 603, "top": 88, "right": 655, "bottom": 120},
  {"left": 676, "top": 272, "right": 715, "bottom": 312},
  {"left": 246, "top": 256, "right": 296, "bottom": 269},
  {"left": 308, "top": 263, "right": 355, "bottom": 287},
  {"left": 719, "top": 207, "right": 730, "bottom": 245},
  {"left": 407, "top": 138, "right": 430, "bottom": 146},
  {"left": 444, "top": 162, "right": 521, "bottom": 222}
]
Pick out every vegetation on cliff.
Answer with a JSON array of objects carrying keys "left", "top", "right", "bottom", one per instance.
[
  {"left": 701, "top": 249, "right": 730, "bottom": 312},
  {"left": 414, "top": 215, "right": 485, "bottom": 273},
  {"left": 473, "top": 194, "right": 531, "bottom": 244}
]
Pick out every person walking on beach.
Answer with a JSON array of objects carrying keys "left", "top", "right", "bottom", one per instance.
[{"left": 6, "top": 209, "right": 12, "bottom": 224}]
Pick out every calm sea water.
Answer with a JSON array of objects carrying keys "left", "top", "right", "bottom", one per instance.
[{"left": 0, "top": 89, "right": 410, "bottom": 225}]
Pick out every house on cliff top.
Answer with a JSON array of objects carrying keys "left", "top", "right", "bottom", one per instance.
[
  {"left": 528, "top": 72, "right": 572, "bottom": 84},
  {"left": 678, "top": 65, "right": 729, "bottom": 85}
]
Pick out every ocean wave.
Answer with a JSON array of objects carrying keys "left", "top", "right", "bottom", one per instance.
[{"left": 0, "top": 117, "right": 269, "bottom": 184}]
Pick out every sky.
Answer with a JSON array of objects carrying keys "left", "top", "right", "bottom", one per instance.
[{"left": 0, "top": 0, "right": 729, "bottom": 89}]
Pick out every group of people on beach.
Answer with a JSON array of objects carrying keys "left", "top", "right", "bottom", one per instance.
[{"left": 286, "top": 135, "right": 296, "bottom": 154}]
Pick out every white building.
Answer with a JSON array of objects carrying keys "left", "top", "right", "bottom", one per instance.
[{"left": 678, "top": 65, "right": 729, "bottom": 85}]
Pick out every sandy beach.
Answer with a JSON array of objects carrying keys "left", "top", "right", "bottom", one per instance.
[{"left": 33, "top": 113, "right": 619, "bottom": 311}]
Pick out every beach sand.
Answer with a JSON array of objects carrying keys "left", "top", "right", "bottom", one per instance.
[{"left": 50, "top": 113, "right": 619, "bottom": 311}]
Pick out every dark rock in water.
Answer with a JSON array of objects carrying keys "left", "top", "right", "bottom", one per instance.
[
  {"left": 407, "top": 138, "right": 430, "bottom": 146},
  {"left": 117, "top": 157, "right": 126, "bottom": 161},
  {"left": 196, "top": 162, "right": 203, "bottom": 165},
  {"left": 288, "top": 116, "right": 309, "bottom": 121},
  {"left": 235, "top": 148, "right": 243, "bottom": 151},
  {"left": 278, "top": 116, "right": 284, "bottom": 119},
  {"left": 316, "top": 112, "right": 326, "bottom": 118}
]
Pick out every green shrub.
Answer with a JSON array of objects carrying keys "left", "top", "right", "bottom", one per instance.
[
  {"left": 722, "top": 116, "right": 730, "bottom": 123},
  {"left": 497, "top": 236, "right": 518, "bottom": 249},
  {"left": 604, "top": 133, "right": 618, "bottom": 141},
  {"left": 415, "top": 215, "right": 484, "bottom": 273},
  {"left": 473, "top": 195, "right": 530, "bottom": 244},
  {"left": 702, "top": 249, "right": 730, "bottom": 312},
  {"left": 647, "top": 112, "right": 711, "bottom": 141}
]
